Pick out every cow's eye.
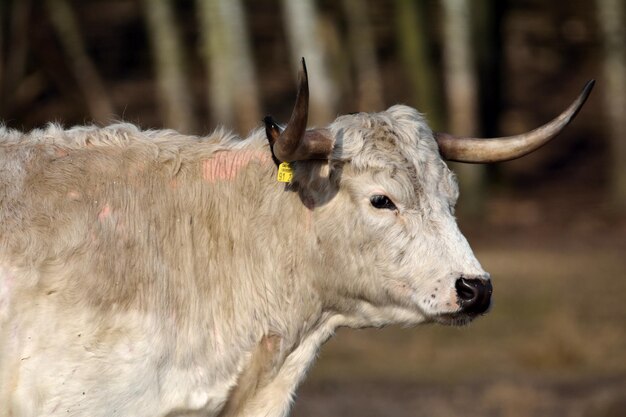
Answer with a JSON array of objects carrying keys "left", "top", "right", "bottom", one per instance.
[{"left": 370, "top": 195, "right": 397, "bottom": 210}]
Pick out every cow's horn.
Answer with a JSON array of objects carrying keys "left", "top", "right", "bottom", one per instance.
[
  {"left": 435, "top": 80, "right": 595, "bottom": 163},
  {"left": 264, "top": 58, "right": 334, "bottom": 162}
]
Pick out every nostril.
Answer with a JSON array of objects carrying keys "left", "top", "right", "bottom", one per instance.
[
  {"left": 455, "top": 277, "right": 493, "bottom": 315},
  {"left": 455, "top": 278, "right": 478, "bottom": 302}
]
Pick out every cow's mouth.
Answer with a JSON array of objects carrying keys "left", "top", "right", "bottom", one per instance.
[{"left": 433, "top": 298, "right": 493, "bottom": 326}]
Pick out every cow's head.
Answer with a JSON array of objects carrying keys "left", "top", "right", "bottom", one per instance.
[{"left": 265, "top": 59, "right": 593, "bottom": 328}]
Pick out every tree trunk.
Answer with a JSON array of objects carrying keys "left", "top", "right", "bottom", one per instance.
[
  {"left": 441, "top": 0, "right": 486, "bottom": 218},
  {"left": 394, "top": 0, "right": 444, "bottom": 130},
  {"left": 472, "top": 0, "right": 502, "bottom": 138},
  {"left": 342, "top": 0, "right": 383, "bottom": 112},
  {"left": 3, "top": 0, "right": 32, "bottom": 113},
  {"left": 143, "top": 0, "right": 196, "bottom": 133},
  {"left": 0, "top": 1, "right": 4, "bottom": 106},
  {"left": 281, "top": 0, "right": 337, "bottom": 126},
  {"left": 597, "top": 0, "right": 626, "bottom": 208},
  {"left": 45, "top": 0, "right": 113, "bottom": 124},
  {"left": 197, "top": 0, "right": 260, "bottom": 134}
]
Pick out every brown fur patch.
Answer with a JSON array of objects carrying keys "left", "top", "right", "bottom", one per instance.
[{"left": 217, "top": 334, "right": 282, "bottom": 417}]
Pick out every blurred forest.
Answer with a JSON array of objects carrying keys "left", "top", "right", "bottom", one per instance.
[
  {"left": 0, "top": 0, "right": 626, "bottom": 206},
  {"left": 1, "top": 1, "right": 625, "bottom": 416},
  {"left": 0, "top": 0, "right": 624, "bottom": 209}
]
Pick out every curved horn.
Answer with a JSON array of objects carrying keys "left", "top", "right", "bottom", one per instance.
[
  {"left": 272, "top": 58, "right": 310, "bottom": 162},
  {"left": 264, "top": 58, "right": 334, "bottom": 162},
  {"left": 435, "top": 80, "right": 595, "bottom": 163}
]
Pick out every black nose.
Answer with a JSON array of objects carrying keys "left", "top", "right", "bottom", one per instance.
[{"left": 455, "top": 277, "right": 493, "bottom": 315}]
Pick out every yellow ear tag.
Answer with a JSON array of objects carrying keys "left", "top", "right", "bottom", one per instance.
[{"left": 277, "top": 162, "right": 293, "bottom": 183}]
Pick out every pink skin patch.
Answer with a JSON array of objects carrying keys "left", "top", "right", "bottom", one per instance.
[
  {"left": 98, "top": 204, "right": 112, "bottom": 222},
  {"left": 67, "top": 190, "right": 81, "bottom": 201},
  {"left": 445, "top": 290, "right": 461, "bottom": 310},
  {"left": 202, "top": 150, "right": 270, "bottom": 183},
  {"left": 55, "top": 148, "right": 69, "bottom": 158}
]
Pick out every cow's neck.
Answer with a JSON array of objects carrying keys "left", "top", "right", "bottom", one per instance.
[{"left": 173, "top": 155, "right": 330, "bottom": 395}]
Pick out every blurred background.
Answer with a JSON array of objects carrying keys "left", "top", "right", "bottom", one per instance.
[{"left": 1, "top": 0, "right": 625, "bottom": 416}]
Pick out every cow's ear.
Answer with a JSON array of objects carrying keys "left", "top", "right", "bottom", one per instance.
[
  {"left": 292, "top": 160, "right": 338, "bottom": 209},
  {"left": 264, "top": 116, "right": 282, "bottom": 167}
]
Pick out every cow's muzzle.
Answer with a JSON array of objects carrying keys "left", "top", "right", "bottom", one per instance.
[{"left": 455, "top": 277, "right": 493, "bottom": 315}]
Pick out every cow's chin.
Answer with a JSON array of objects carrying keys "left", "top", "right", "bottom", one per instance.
[{"left": 431, "top": 312, "right": 477, "bottom": 327}]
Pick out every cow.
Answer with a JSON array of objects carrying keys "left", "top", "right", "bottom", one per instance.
[{"left": 0, "top": 59, "right": 593, "bottom": 417}]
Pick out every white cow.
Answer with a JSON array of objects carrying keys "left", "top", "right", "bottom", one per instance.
[{"left": 0, "top": 60, "right": 593, "bottom": 416}]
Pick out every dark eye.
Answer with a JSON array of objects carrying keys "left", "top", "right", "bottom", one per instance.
[{"left": 370, "top": 195, "right": 397, "bottom": 210}]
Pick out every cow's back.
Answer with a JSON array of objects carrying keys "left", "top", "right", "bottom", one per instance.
[{"left": 0, "top": 124, "right": 250, "bottom": 298}]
